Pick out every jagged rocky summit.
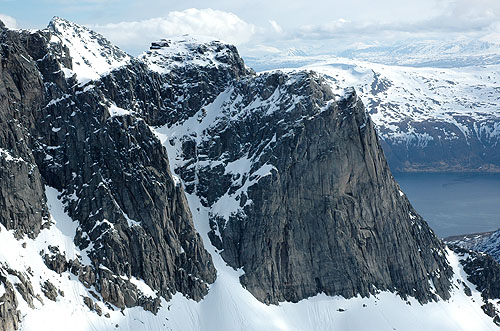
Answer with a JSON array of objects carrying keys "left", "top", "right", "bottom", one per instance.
[
  {"left": 0, "top": 16, "right": 499, "bottom": 330},
  {"left": 161, "top": 68, "right": 453, "bottom": 304},
  {"left": 0, "top": 17, "right": 216, "bottom": 329}
]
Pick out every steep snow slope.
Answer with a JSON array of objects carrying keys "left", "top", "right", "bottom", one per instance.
[
  {"left": 2, "top": 186, "right": 498, "bottom": 330},
  {"left": 47, "top": 17, "right": 131, "bottom": 84},
  {"left": 119, "top": 192, "right": 500, "bottom": 331}
]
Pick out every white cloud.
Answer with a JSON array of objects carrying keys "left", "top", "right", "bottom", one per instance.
[
  {"left": 92, "top": 8, "right": 255, "bottom": 54},
  {"left": 43, "top": 0, "right": 497, "bottom": 57},
  {"left": 235, "top": 0, "right": 500, "bottom": 57},
  {"left": 0, "top": 13, "right": 17, "bottom": 28},
  {"left": 269, "top": 20, "right": 283, "bottom": 34},
  {"left": 244, "top": 44, "right": 281, "bottom": 56},
  {"left": 295, "top": 0, "right": 500, "bottom": 41}
]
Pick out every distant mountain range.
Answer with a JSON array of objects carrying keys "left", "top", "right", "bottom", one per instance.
[
  {"left": 246, "top": 38, "right": 500, "bottom": 70},
  {"left": 340, "top": 39, "right": 500, "bottom": 68},
  {"left": 245, "top": 47, "right": 500, "bottom": 172}
]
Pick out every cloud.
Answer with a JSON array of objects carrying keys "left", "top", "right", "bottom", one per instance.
[
  {"left": 45, "top": 0, "right": 497, "bottom": 57},
  {"left": 0, "top": 14, "right": 17, "bottom": 28},
  {"left": 295, "top": 0, "right": 500, "bottom": 41},
  {"left": 244, "top": 44, "right": 281, "bottom": 55},
  {"left": 91, "top": 8, "right": 255, "bottom": 53},
  {"left": 269, "top": 20, "right": 283, "bottom": 34},
  {"left": 233, "top": 0, "right": 500, "bottom": 57}
]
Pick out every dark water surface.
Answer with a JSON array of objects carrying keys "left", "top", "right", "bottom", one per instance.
[{"left": 394, "top": 173, "right": 500, "bottom": 238}]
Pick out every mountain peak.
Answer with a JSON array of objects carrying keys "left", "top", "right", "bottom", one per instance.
[
  {"left": 47, "top": 17, "right": 131, "bottom": 84},
  {"left": 48, "top": 16, "right": 69, "bottom": 25},
  {"left": 284, "top": 47, "right": 308, "bottom": 57},
  {"left": 140, "top": 35, "right": 250, "bottom": 76}
]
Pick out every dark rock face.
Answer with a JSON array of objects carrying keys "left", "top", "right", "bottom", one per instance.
[
  {"left": 0, "top": 273, "right": 20, "bottom": 331},
  {"left": 0, "top": 25, "right": 51, "bottom": 239},
  {"left": 35, "top": 86, "right": 216, "bottom": 299},
  {"left": 0, "top": 19, "right": 216, "bottom": 318},
  {"left": 0, "top": 25, "right": 52, "bottom": 330},
  {"left": 232, "top": 91, "right": 452, "bottom": 304},
  {"left": 165, "top": 69, "right": 453, "bottom": 304}
]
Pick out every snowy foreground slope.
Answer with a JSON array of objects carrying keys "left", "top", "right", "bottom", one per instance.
[
  {"left": 1, "top": 188, "right": 498, "bottom": 331},
  {"left": 246, "top": 54, "right": 500, "bottom": 172},
  {"left": 1, "top": 17, "right": 500, "bottom": 331}
]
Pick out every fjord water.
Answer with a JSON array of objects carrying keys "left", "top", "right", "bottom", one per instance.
[{"left": 394, "top": 173, "right": 500, "bottom": 238}]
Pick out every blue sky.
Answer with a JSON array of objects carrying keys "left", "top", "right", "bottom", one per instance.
[{"left": 1, "top": 0, "right": 499, "bottom": 55}]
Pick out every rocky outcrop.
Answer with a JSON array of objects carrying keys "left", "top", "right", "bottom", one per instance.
[
  {"left": 0, "top": 23, "right": 51, "bottom": 239},
  {"left": 133, "top": 37, "right": 253, "bottom": 126},
  {"left": 230, "top": 88, "right": 452, "bottom": 304},
  {"left": 445, "top": 230, "right": 500, "bottom": 264},
  {"left": 35, "top": 86, "right": 216, "bottom": 300},
  {"left": 41, "top": 280, "right": 58, "bottom": 301},
  {"left": 450, "top": 246, "right": 500, "bottom": 300},
  {"left": 163, "top": 69, "right": 453, "bottom": 304},
  {"left": 0, "top": 17, "right": 216, "bottom": 318},
  {"left": 0, "top": 273, "right": 20, "bottom": 331},
  {"left": 47, "top": 17, "right": 131, "bottom": 83}
]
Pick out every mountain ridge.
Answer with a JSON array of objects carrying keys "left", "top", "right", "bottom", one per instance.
[
  {"left": 245, "top": 54, "right": 500, "bottom": 172},
  {"left": 0, "top": 17, "right": 499, "bottom": 330},
  {"left": 446, "top": 229, "right": 500, "bottom": 263}
]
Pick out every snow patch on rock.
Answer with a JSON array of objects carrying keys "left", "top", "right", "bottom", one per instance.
[{"left": 48, "top": 17, "right": 131, "bottom": 84}]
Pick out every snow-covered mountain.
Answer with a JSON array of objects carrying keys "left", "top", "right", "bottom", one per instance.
[
  {"left": 48, "top": 17, "right": 131, "bottom": 84},
  {"left": 1, "top": 17, "right": 500, "bottom": 331},
  {"left": 340, "top": 39, "right": 500, "bottom": 68},
  {"left": 246, "top": 54, "right": 500, "bottom": 172},
  {"left": 247, "top": 38, "right": 500, "bottom": 70}
]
